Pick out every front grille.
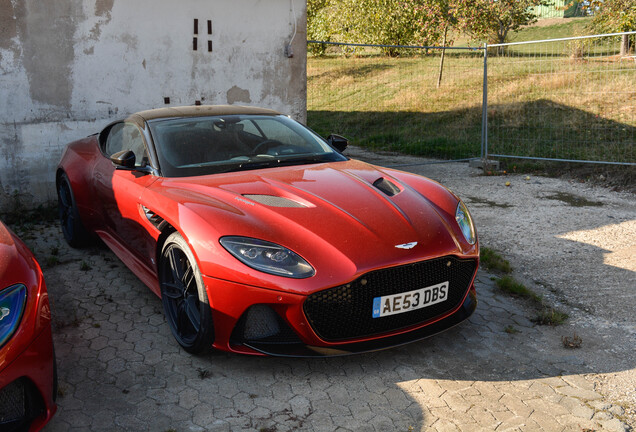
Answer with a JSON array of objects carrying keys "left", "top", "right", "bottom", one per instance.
[
  {"left": 0, "top": 377, "right": 44, "bottom": 431},
  {"left": 0, "top": 380, "right": 25, "bottom": 423},
  {"left": 303, "top": 256, "right": 477, "bottom": 341}
]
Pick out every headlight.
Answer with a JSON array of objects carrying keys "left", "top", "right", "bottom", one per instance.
[
  {"left": 220, "top": 237, "right": 315, "bottom": 278},
  {"left": 455, "top": 201, "right": 476, "bottom": 245},
  {"left": 0, "top": 284, "right": 27, "bottom": 348}
]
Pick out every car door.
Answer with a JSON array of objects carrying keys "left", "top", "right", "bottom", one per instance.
[{"left": 92, "top": 121, "right": 158, "bottom": 273}]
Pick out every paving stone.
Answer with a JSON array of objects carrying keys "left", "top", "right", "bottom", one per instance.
[
  {"left": 306, "top": 410, "right": 336, "bottom": 432},
  {"left": 289, "top": 394, "right": 312, "bottom": 418},
  {"left": 525, "top": 397, "right": 571, "bottom": 417},
  {"left": 561, "top": 374, "right": 596, "bottom": 391},
  {"left": 431, "top": 418, "right": 461, "bottom": 432},
  {"left": 559, "top": 396, "right": 595, "bottom": 420},
  {"left": 599, "top": 418, "right": 630, "bottom": 432},
  {"left": 499, "top": 395, "right": 534, "bottom": 418},
  {"left": 347, "top": 399, "right": 375, "bottom": 422},
  {"left": 554, "top": 386, "right": 604, "bottom": 401},
  {"left": 416, "top": 379, "right": 446, "bottom": 398},
  {"left": 440, "top": 392, "right": 471, "bottom": 413},
  {"left": 467, "top": 405, "right": 498, "bottom": 428}
]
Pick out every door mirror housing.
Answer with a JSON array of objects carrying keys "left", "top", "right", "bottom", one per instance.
[
  {"left": 327, "top": 134, "right": 349, "bottom": 153},
  {"left": 110, "top": 150, "right": 136, "bottom": 169}
]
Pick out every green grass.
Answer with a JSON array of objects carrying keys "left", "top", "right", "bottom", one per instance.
[
  {"left": 496, "top": 276, "right": 542, "bottom": 303},
  {"left": 480, "top": 247, "right": 513, "bottom": 273},
  {"left": 504, "top": 325, "right": 521, "bottom": 334},
  {"left": 307, "top": 17, "right": 635, "bottom": 164},
  {"left": 509, "top": 18, "right": 592, "bottom": 43},
  {"left": 495, "top": 275, "right": 569, "bottom": 326},
  {"left": 533, "top": 307, "right": 569, "bottom": 326}
]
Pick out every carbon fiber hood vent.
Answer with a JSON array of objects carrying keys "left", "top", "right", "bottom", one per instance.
[{"left": 242, "top": 194, "right": 307, "bottom": 208}]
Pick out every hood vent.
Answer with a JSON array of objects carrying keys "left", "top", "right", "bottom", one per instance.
[
  {"left": 242, "top": 194, "right": 307, "bottom": 208},
  {"left": 373, "top": 178, "right": 401, "bottom": 197}
]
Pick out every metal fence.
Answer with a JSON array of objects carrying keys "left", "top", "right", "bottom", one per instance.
[
  {"left": 308, "top": 31, "right": 636, "bottom": 167},
  {"left": 486, "top": 32, "right": 635, "bottom": 166},
  {"left": 307, "top": 42, "right": 485, "bottom": 161}
]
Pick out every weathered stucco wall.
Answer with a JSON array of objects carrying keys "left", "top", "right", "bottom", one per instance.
[{"left": 0, "top": 0, "right": 307, "bottom": 209}]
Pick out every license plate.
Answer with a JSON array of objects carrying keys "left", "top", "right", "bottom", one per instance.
[{"left": 372, "top": 281, "right": 449, "bottom": 318}]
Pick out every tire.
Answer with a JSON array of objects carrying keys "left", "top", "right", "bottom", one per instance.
[
  {"left": 57, "top": 173, "right": 92, "bottom": 248},
  {"left": 159, "top": 232, "right": 214, "bottom": 354}
]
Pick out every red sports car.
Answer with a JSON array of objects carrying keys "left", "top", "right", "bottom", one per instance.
[
  {"left": 0, "top": 221, "right": 57, "bottom": 431},
  {"left": 57, "top": 105, "right": 479, "bottom": 356}
]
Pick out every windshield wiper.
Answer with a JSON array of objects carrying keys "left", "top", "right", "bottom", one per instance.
[
  {"left": 225, "top": 155, "right": 332, "bottom": 173},
  {"left": 276, "top": 155, "right": 329, "bottom": 166},
  {"left": 234, "top": 158, "right": 281, "bottom": 172}
]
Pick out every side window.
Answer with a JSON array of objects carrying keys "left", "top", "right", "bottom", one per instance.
[
  {"left": 103, "top": 123, "right": 125, "bottom": 157},
  {"left": 101, "top": 122, "right": 148, "bottom": 167},
  {"left": 122, "top": 123, "right": 149, "bottom": 167}
]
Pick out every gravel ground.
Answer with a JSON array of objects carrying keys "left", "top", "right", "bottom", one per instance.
[{"left": 348, "top": 145, "right": 636, "bottom": 426}]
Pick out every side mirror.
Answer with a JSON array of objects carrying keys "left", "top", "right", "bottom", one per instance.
[
  {"left": 327, "top": 134, "right": 349, "bottom": 153},
  {"left": 110, "top": 150, "right": 136, "bottom": 169}
]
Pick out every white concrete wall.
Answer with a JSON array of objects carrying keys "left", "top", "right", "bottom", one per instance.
[{"left": 0, "top": 0, "right": 307, "bottom": 209}]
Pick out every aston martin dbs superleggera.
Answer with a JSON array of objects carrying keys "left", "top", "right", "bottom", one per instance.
[
  {"left": 57, "top": 105, "right": 479, "bottom": 356},
  {"left": 0, "top": 221, "right": 56, "bottom": 431}
]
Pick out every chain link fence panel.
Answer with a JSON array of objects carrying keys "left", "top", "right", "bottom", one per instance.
[
  {"left": 307, "top": 42, "right": 485, "bottom": 161},
  {"left": 308, "top": 32, "right": 636, "bottom": 167},
  {"left": 485, "top": 32, "right": 635, "bottom": 166}
]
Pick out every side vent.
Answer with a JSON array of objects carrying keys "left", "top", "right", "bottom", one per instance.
[
  {"left": 373, "top": 178, "right": 401, "bottom": 197},
  {"left": 141, "top": 205, "right": 167, "bottom": 230}
]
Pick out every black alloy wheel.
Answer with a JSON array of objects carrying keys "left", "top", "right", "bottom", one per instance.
[
  {"left": 57, "top": 173, "right": 91, "bottom": 247},
  {"left": 160, "top": 232, "right": 214, "bottom": 354}
]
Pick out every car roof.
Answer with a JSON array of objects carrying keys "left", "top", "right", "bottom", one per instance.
[{"left": 133, "top": 105, "right": 281, "bottom": 122}]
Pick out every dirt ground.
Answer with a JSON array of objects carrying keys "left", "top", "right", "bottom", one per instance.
[{"left": 347, "top": 146, "right": 636, "bottom": 427}]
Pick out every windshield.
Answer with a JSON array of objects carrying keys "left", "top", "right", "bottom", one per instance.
[{"left": 148, "top": 114, "right": 347, "bottom": 177}]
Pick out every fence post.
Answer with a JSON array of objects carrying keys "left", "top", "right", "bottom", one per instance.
[{"left": 481, "top": 42, "right": 488, "bottom": 163}]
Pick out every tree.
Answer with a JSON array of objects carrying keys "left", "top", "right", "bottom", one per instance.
[
  {"left": 307, "top": 0, "right": 428, "bottom": 56},
  {"left": 414, "top": 0, "right": 548, "bottom": 46},
  {"left": 329, "top": 0, "right": 427, "bottom": 56},
  {"left": 307, "top": 0, "right": 549, "bottom": 56},
  {"left": 588, "top": 0, "right": 636, "bottom": 55},
  {"left": 478, "top": 0, "right": 549, "bottom": 45},
  {"left": 307, "top": 0, "right": 334, "bottom": 55},
  {"left": 414, "top": 0, "right": 494, "bottom": 44}
]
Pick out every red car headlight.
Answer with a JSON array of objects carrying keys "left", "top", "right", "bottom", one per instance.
[
  {"left": 455, "top": 201, "right": 476, "bottom": 245},
  {"left": 0, "top": 284, "right": 27, "bottom": 348},
  {"left": 220, "top": 236, "right": 315, "bottom": 278}
]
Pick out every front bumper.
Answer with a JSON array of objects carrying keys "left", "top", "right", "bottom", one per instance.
[
  {"left": 0, "top": 326, "right": 57, "bottom": 432},
  {"left": 247, "top": 288, "right": 477, "bottom": 357},
  {"left": 203, "top": 255, "right": 478, "bottom": 357}
]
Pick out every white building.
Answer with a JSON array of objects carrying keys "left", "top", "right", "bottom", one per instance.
[{"left": 0, "top": 0, "right": 307, "bottom": 209}]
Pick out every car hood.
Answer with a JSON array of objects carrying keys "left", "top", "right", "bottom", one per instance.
[{"left": 150, "top": 160, "right": 471, "bottom": 292}]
